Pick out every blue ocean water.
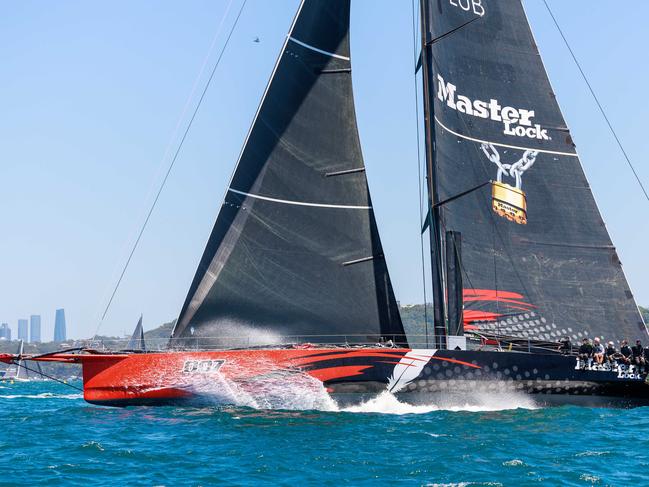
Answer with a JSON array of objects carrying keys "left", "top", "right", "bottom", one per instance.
[{"left": 1, "top": 381, "right": 648, "bottom": 486}]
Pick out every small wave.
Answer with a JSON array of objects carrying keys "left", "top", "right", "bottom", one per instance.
[
  {"left": 0, "top": 393, "right": 82, "bottom": 400},
  {"left": 579, "top": 474, "right": 601, "bottom": 483},
  {"left": 426, "top": 483, "right": 503, "bottom": 487},
  {"left": 81, "top": 441, "right": 105, "bottom": 451},
  {"left": 502, "top": 459, "right": 525, "bottom": 467},
  {"left": 47, "top": 463, "right": 80, "bottom": 470},
  {"left": 576, "top": 451, "right": 610, "bottom": 457}
]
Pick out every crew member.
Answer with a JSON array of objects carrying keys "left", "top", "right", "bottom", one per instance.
[
  {"left": 558, "top": 336, "right": 572, "bottom": 355},
  {"left": 620, "top": 339, "right": 632, "bottom": 365},
  {"left": 605, "top": 341, "right": 619, "bottom": 365},
  {"left": 578, "top": 338, "right": 593, "bottom": 369},
  {"left": 592, "top": 337, "right": 605, "bottom": 365},
  {"left": 632, "top": 340, "right": 645, "bottom": 368}
]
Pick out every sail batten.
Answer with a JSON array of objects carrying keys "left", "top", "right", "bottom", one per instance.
[
  {"left": 288, "top": 37, "right": 351, "bottom": 61},
  {"left": 422, "top": 0, "right": 646, "bottom": 342},
  {"left": 227, "top": 188, "right": 373, "bottom": 210},
  {"left": 172, "top": 0, "right": 406, "bottom": 348},
  {"left": 433, "top": 116, "right": 580, "bottom": 158}
]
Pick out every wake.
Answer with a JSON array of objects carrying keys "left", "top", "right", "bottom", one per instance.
[
  {"left": 342, "top": 391, "right": 538, "bottom": 414},
  {"left": 180, "top": 372, "right": 537, "bottom": 414},
  {"left": 0, "top": 392, "right": 82, "bottom": 400}
]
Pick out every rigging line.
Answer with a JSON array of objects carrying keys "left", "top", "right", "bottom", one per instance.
[
  {"left": 91, "top": 0, "right": 236, "bottom": 338},
  {"left": 542, "top": 0, "right": 649, "bottom": 204},
  {"left": 14, "top": 362, "right": 83, "bottom": 392},
  {"left": 412, "top": 0, "right": 429, "bottom": 345},
  {"left": 94, "top": 0, "right": 249, "bottom": 335},
  {"left": 170, "top": 0, "right": 309, "bottom": 339}
]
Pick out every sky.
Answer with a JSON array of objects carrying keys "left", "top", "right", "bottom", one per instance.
[{"left": 1, "top": 0, "right": 648, "bottom": 340}]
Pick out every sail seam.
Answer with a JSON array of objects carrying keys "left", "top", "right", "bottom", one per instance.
[
  {"left": 288, "top": 36, "right": 351, "bottom": 61},
  {"left": 228, "top": 188, "right": 371, "bottom": 209},
  {"left": 434, "top": 116, "right": 579, "bottom": 157}
]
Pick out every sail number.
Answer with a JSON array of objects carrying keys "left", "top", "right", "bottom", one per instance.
[
  {"left": 182, "top": 359, "right": 224, "bottom": 374},
  {"left": 449, "top": 0, "right": 485, "bottom": 17}
]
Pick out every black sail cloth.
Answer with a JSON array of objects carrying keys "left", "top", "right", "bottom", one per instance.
[
  {"left": 422, "top": 0, "right": 646, "bottom": 342},
  {"left": 171, "top": 0, "right": 406, "bottom": 348}
]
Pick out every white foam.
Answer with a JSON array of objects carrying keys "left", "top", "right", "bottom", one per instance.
[
  {"left": 0, "top": 392, "right": 82, "bottom": 400},
  {"left": 502, "top": 459, "right": 525, "bottom": 467},
  {"left": 185, "top": 369, "right": 337, "bottom": 411},
  {"left": 343, "top": 392, "right": 441, "bottom": 415},
  {"left": 341, "top": 390, "right": 538, "bottom": 415},
  {"left": 576, "top": 451, "right": 610, "bottom": 457},
  {"left": 175, "top": 364, "right": 541, "bottom": 415}
]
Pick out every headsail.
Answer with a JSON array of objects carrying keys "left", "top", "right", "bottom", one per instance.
[
  {"left": 172, "top": 0, "right": 406, "bottom": 348},
  {"left": 126, "top": 315, "right": 146, "bottom": 351},
  {"left": 422, "top": 0, "right": 646, "bottom": 342}
]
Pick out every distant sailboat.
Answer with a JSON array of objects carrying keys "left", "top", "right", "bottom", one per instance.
[
  {"left": 125, "top": 315, "right": 146, "bottom": 352},
  {"left": 3, "top": 0, "right": 648, "bottom": 407},
  {"left": 0, "top": 340, "right": 37, "bottom": 382}
]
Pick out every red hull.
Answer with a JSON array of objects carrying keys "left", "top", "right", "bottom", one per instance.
[{"left": 35, "top": 348, "right": 417, "bottom": 405}]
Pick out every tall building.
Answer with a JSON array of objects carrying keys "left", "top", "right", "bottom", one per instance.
[
  {"left": 30, "top": 315, "right": 41, "bottom": 343},
  {"left": 54, "top": 308, "right": 67, "bottom": 342},
  {"left": 17, "top": 319, "right": 28, "bottom": 341},
  {"left": 0, "top": 323, "right": 10, "bottom": 341}
]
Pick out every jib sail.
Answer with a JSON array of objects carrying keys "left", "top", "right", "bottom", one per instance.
[
  {"left": 422, "top": 0, "right": 646, "bottom": 342},
  {"left": 171, "top": 0, "right": 406, "bottom": 348},
  {"left": 126, "top": 315, "right": 146, "bottom": 351}
]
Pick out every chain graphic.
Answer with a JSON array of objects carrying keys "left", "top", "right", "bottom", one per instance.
[{"left": 480, "top": 143, "right": 538, "bottom": 189}]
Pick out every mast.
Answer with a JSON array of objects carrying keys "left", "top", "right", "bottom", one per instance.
[{"left": 419, "top": 0, "right": 447, "bottom": 349}]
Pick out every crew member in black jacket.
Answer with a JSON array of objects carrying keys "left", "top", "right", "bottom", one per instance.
[
  {"left": 632, "top": 340, "right": 645, "bottom": 367},
  {"left": 619, "top": 340, "right": 633, "bottom": 366},
  {"left": 605, "top": 341, "right": 620, "bottom": 365},
  {"left": 578, "top": 338, "right": 593, "bottom": 369}
]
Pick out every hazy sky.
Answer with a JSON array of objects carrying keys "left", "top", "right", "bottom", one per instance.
[{"left": 1, "top": 1, "right": 648, "bottom": 339}]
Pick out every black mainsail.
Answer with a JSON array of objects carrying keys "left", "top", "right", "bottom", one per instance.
[
  {"left": 421, "top": 0, "right": 646, "bottom": 342},
  {"left": 172, "top": 0, "right": 406, "bottom": 348}
]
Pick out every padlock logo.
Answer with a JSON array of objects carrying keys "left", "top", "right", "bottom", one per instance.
[{"left": 481, "top": 143, "right": 538, "bottom": 225}]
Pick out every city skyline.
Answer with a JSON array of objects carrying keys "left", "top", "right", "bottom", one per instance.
[{"left": 0, "top": 309, "right": 69, "bottom": 342}]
